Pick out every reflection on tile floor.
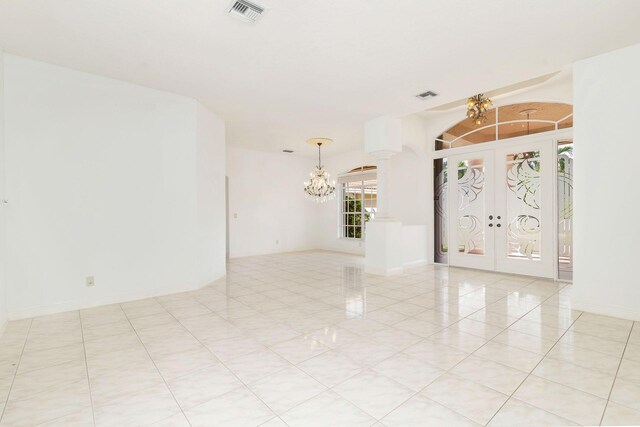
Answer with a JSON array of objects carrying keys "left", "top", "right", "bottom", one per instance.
[{"left": 0, "top": 250, "right": 638, "bottom": 426}]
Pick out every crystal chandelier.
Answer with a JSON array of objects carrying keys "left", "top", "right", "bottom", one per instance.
[
  {"left": 304, "top": 138, "right": 336, "bottom": 203},
  {"left": 466, "top": 93, "right": 493, "bottom": 125}
]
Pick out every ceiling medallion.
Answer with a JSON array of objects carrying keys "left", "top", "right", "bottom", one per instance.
[
  {"left": 304, "top": 138, "right": 336, "bottom": 203},
  {"left": 466, "top": 93, "right": 493, "bottom": 125}
]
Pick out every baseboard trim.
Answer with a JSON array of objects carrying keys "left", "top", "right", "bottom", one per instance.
[
  {"left": 365, "top": 265, "right": 404, "bottom": 276},
  {"left": 229, "top": 247, "right": 319, "bottom": 259},
  {"left": 573, "top": 298, "right": 640, "bottom": 322},
  {"left": 7, "top": 276, "right": 225, "bottom": 321},
  {"left": 404, "top": 259, "right": 429, "bottom": 268}
]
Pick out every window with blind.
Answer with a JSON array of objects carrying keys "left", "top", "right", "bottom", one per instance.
[{"left": 338, "top": 166, "right": 377, "bottom": 239}]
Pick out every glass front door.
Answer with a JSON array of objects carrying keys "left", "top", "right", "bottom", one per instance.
[
  {"left": 446, "top": 137, "right": 555, "bottom": 278},
  {"left": 494, "top": 139, "right": 554, "bottom": 277}
]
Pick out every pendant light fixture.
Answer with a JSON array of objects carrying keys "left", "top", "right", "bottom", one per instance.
[
  {"left": 303, "top": 138, "right": 336, "bottom": 203},
  {"left": 466, "top": 93, "right": 493, "bottom": 125}
]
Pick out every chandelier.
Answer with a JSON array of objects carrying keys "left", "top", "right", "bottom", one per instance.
[
  {"left": 466, "top": 93, "right": 493, "bottom": 125},
  {"left": 304, "top": 138, "right": 336, "bottom": 203}
]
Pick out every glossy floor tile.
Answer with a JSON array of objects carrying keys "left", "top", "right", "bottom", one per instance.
[{"left": 0, "top": 250, "right": 638, "bottom": 426}]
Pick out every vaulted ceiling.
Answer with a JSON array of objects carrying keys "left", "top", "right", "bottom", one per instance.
[{"left": 0, "top": 0, "right": 639, "bottom": 156}]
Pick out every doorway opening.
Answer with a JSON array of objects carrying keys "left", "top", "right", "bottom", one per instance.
[{"left": 433, "top": 102, "right": 573, "bottom": 280}]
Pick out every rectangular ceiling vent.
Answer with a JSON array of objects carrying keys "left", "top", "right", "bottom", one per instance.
[
  {"left": 227, "top": 0, "right": 265, "bottom": 24},
  {"left": 416, "top": 90, "right": 438, "bottom": 100}
]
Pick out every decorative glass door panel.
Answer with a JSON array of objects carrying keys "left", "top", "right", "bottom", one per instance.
[
  {"left": 557, "top": 141, "right": 573, "bottom": 280},
  {"left": 434, "top": 158, "right": 448, "bottom": 264},
  {"left": 448, "top": 151, "right": 495, "bottom": 271},
  {"left": 505, "top": 150, "right": 541, "bottom": 261},
  {"left": 458, "top": 159, "right": 485, "bottom": 255},
  {"left": 494, "top": 140, "right": 554, "bottom": 277}
]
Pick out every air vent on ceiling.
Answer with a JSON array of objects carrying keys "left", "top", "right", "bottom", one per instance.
[
  {"left": 282, "top": 149, "right": 294, "bottom": 153},
  {"left": 416, "top": 90, "right": 438, "bottom": 100},
  {"left": 227, "top": 0, "right": 265, "bottom": 24}
]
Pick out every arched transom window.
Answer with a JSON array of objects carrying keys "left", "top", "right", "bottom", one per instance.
[{"left": 435, "top": 102, "right": 573, "bottom": 151}]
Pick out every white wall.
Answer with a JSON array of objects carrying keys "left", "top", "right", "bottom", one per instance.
[
  {"left": 226, "top": 147, "right": 316, "bottom": 258},
  {"left": 3, "top": 54, "right": 226, "bottom": 319},
  {"left": 226, "top": 140, "right": 431, "bottom": 263},
  {"left": 0, "top": 48, "right": 7, "bottom": 332},
  {"left": 403, "top": 225, "right": 429, "bottom": 266},
  {"left": 573, "top": 42, "right": 640, "bottom": 320},
  {"left": 196, "top": 104, "right": 227, "bottom": 285}
]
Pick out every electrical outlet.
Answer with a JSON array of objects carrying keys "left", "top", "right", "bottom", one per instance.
[
  {"left": 275, "top": 239, "right": 279, "bottom": 245},
  {"left": 234, "top": 213, "right": 238, "bottom": 219},
  {"left": 86, "top": 276, "right": 95, "bottom": 287}
]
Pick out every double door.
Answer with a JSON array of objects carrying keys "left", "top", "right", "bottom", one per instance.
[{"left": 448, "top": 138, "right": 554, "bottom": 278}]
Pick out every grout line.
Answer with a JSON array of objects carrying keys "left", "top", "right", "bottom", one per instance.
[
  {"left": 0, "top": 256, "right": 608, "bottom": 426},
  {"left": 0, "top": 317, "right": 33, "bottom": 424},
  {"left": 77, "top": 311, "right": 97, "bottom": 427},
  {"left": 212, "top": 263, "right": 437, "bottom": 422},
  {"left": 252, "top": 264, "right": 551, "bottom": 423},
  {"left": 154, "top": 297, "right": 291, "bottom": 426},
  {"left": 487, "top": 313, "right": 584, "bottom": 424},
  {"left": 599, "top": 321, "right": 635, "bottom": 426},
  {"left": 225, "top": 291, "right": 349, "bottom": 425},
  {"left": 119, "top": 303, "right": 194, "bottom": 427},
  {"left": 482, "top": 308, "right": 584, "bottom": 427},
  {"left": 316, "top": 276, "right": 537, "bottom": 422},
  {"left": 282, "top": 264, "right": 628, "bottom": 419},
  {"left": 370, "top": 279, "right": 580, "bottom": 422}
]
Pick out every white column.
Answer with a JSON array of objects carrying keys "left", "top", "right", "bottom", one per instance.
[
  {"left": 371, "top": 150, "right": 394, "bottom": 219},
  {"left": 364, "top": 117, "right": 403, "bottom": 276}
]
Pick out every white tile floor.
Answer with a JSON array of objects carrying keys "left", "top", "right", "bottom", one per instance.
[{"left": 0, "top": 250, "right": 638, "bottom": 426}]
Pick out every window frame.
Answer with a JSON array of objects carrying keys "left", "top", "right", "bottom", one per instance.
[
  {"left": 435, "top": 102, "right": 573, "bottom": 152},
  {"left": 338, "top": 172, "right": 377, "bottom": 240}
]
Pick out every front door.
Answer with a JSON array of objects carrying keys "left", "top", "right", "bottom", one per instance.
[{"left": 448, "top": 137, "right": 555, "bottom": 278}]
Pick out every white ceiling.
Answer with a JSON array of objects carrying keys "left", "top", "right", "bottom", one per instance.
[{"left": 1, "top": 0, "right": 639, "bottom": 157}]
